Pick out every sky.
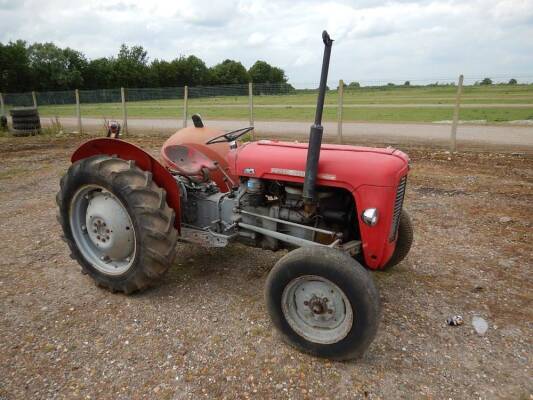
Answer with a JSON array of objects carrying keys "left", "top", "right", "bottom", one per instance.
[{"left": 1, "top": 0, "right": 533, "bottom": 87}]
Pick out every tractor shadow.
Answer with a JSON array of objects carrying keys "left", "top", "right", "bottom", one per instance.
[{"left": 135, "top": 242, "right": 286, "bottom": 300}]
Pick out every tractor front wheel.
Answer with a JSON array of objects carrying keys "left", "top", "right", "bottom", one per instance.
[
  {"left": 383, "top": 209, "right": 413, "bottom": 270},
  {"left": 265, "top": 247, "right": 380, "bottom": 360},
  {"left": 56, "top": 155, "right": 178, "bottom": 294}
]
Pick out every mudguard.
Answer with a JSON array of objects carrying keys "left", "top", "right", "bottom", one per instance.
[{"left": 71, "top": 138, "right": 181, "bottom": 231}]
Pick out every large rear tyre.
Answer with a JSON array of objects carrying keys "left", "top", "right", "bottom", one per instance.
[
  {"left": 265, "top": 247, "right": 380, "bottom": 360},
  {"left": 56, "top": 155, "right": 178, "bottom": 294},
  {"left": 383, "top": 209, "right": 413, "bottom": 270}
]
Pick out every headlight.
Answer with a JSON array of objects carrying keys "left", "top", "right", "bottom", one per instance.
[{"left": 362, "top": 208, "right": 379, "bottom": 226}]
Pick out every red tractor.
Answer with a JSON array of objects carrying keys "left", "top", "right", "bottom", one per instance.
[{"left": 57, "top": 32, "right": 413, "bottom": 360}]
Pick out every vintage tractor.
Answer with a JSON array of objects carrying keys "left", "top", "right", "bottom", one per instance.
[{"left": 57, "top": 32, "right": 413, "bottom": 360}]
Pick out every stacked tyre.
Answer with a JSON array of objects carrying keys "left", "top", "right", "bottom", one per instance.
[{"left": 10, "top": 107, "right": 41, "bottom": 136}]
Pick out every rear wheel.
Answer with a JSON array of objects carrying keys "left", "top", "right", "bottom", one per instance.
[
  {"left": 265, "top": 247, "right": 380, "bottom": 360},
  {"left": 56, "top": 155, "right": 178, "bottom": 293}
]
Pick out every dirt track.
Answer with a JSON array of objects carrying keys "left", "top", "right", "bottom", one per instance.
[
  {"left": 0, "top": 135, "right": 532, "bottom": 399},
  {"left": 43, "top": 117, "right": 533, "bottom": 150}
]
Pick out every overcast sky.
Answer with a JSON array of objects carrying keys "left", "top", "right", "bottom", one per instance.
[{"left": 1, "top": 0, "right": 532, "bottom": 86}]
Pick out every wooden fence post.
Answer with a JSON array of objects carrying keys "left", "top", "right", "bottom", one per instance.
[
  {"left": 32, "top": 91, "right": 37, "bottom": 108},
  {"left": 183, "top": 86, "right": 188, "bottom": 128},
  {"left": 75, "top": 89, "right": 82, "bottom": 134},
  {"left": 121, "top": 87, "right": 128, "bottom": 135},
  {"left": 0, "top": 93, "right": 5, "bottom": 117},
  {"left": 450, "top": 74, "right": 464, "bottom": 152},
  {"left": 248, "top": 82, "right": 254, "bottom": 139},
  {"left": 337, "top": 79, "right": 344, "bottom": 144}
]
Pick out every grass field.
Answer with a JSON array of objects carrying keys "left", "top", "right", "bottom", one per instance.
[{"left": 30, "top": 84, "right": 533, "bottom": 123}]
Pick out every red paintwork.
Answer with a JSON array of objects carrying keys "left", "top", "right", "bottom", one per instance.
[
  {"left": 161, "top": 144, "right": 217, "bottom": 177},
  {"left": 71, "top": 132, "right": 410, "bottom": 270},
  {"left": 230, "top": 140, "right": 410, "bottom": 269},
  {"left": 71, "top": 138, "right": 181, "bottom": 232},
  {"left": 161, "top": 126, "right": 236, "bottom": 191}
]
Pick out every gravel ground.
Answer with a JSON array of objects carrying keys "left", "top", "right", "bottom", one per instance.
[{"left": 0, "top": 135, "right": 531, "bottom": 400}]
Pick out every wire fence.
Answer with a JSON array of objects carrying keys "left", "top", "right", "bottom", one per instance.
[{"left": 1, "top": 77, "right": 532, "bottom": 150}]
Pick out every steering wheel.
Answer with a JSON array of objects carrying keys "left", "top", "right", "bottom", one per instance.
[{"left": 205, "top": 126, "right": 254, "bottom": 145}]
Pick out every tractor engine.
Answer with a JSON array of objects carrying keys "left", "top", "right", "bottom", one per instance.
[{"left": 176, "top": 175, "right": 357, "bottom": 251}]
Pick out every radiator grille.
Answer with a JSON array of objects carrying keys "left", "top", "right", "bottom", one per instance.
[{"left": 389, "top": 176, "right": 407, "bottom": 242}]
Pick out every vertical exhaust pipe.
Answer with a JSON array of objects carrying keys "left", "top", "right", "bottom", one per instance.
[{"left": 302, "top": 31, "right": 334, "bottom": 206}]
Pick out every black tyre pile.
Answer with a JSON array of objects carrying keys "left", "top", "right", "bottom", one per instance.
[{"left": 9, "top": 107, "right": 41, "bottom": 136}]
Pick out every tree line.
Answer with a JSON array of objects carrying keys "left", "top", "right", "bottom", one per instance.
[{"left": 0, "top": 41, "right": 289, "bottom": 92}]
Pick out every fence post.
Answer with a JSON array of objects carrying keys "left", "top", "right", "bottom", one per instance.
[
  {"left": 31, "top": 91, "right": 37, "bottom": 108},
  {"left": 337, "top": 79, "right": 344, "bottom": 144},
  {"left": 121, "top": 87, "right": 128, "bottom": 135},
  {"left": 248, "top": 82, "right": 254, "bottom": 139},
  {"left": 183, "top": 86, "right": 188, "bottom": 128},
  {"left": 75, "top": 89, "right": 82, "bottom": 134},
  {"left": 450, "top": 74, "right": 464, "bottom": 152},
  {"left": 0, "top": 92, "right": 5, "bottom": 117}
]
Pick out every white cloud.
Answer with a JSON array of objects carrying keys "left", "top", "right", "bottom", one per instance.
[{"left": 1, "top": 0, "right": 532, "bottom": 85}]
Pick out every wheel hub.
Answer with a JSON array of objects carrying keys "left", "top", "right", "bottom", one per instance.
[
  {"left": 281, "top": 275, "right": 353, "bottom": 344},
  {"left": 85, "top": 192, "right": 134, "bottom": 261},
  {"left": 69, "top": 185, "right": 136, "bottom": 276},
  {"left": 305, "top": 296, "right": 333, "bottom": 316}
]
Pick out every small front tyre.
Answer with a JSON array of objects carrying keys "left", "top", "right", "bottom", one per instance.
[
  {"left": 265, "top": 247, "right": 380, "bottom": 360},
  {"left": 383, "top": 209, "right": 413, "bottom": 270}
]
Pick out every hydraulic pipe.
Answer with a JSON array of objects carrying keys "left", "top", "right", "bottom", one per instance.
[{"left": 302, "top": 31, "right": 334, "bottom": 205}]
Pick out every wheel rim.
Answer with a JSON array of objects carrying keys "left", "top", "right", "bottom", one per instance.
[
  {"left": 281, "top": 275, "right": 353, "bottom": 344},
  {"left": 69, "top": 185, "right": 136, "bottom": 275}
]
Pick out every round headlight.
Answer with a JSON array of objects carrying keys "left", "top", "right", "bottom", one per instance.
[{"left": 362, "top": 208, "right": 379, "bottom": 226}]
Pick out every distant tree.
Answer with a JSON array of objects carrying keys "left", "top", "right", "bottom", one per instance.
[
  {"left": 0, "top": 40, "right": 33, "bottom": 92},
  {"left": 508, "top": 78, "right": 517, "bottom": 85},
  {"left": 151, "top": 59, "right": 178, "bottom": 87},
  {"left": 347, "top": 81, "right": 360, "bottom": 88},
  {"left": 404, "top": 80, "right": 410, "bottom": 86},
  {"left": 27, "top": 43, "right": 87, "bottom": 90},
  {"left": 0, "top": 40, "right": 289, "bottom": 91},
  {"left": 387, "top": 82, "right": 395, "bottom": 87},
  {"left": 83, "top": 57, "right": 115, "bottom": 89},
  {"left": 270, "top": 66, "right": 286, "bottom": 83},
  {"left": 248, "top": 60, "right": 271, "bottom": 83},
  {"left": 480, "top": 77, "right": 493, "bottom": 85},
  {"left": 209, "top": 59, "right": 249, "bottom": 84},
  {"left": 63, "top": 47, "right": 88, "bottom": 87},
  {"left": 113, "top": 44, "right": 152, "bottom": 87},
  {"left": 174, "top": 55, "right": 210, "bottom": 86},
  {"left": 248, "top": 60, "right": 287, "bottom": 84}
]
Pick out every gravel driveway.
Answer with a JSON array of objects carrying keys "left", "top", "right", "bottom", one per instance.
[{"left": 0, "top": 135, "right": 531, "bottom": 399}]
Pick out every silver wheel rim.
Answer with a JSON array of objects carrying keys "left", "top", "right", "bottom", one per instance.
[
  {"left": 281, "top": 275, "right": 353, "bottom": 344},
  {"left": 69, "top": 185, "right": 136, "bottom": 276}
]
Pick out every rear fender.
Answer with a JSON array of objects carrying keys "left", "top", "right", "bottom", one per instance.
[{"left": 71, "top": 138, "right": 180, "bottom": 232}]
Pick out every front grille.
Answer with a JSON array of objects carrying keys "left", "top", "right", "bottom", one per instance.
[{"left": 389, "top": 176, "right": 407, "bottom": 242}]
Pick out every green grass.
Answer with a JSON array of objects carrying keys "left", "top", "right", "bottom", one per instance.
[{"left": 32, "top": 84, "right": 533, "bottom": 123}]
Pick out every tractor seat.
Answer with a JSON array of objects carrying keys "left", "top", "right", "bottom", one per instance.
[{"left": 162, "top": 144, "right": 217, "bottom": 177}]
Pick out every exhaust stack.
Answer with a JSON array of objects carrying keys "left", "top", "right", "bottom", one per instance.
[{"left": 302, "top": 30, "right": 334, "bottom": 206}]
